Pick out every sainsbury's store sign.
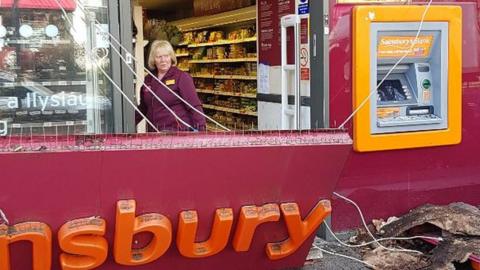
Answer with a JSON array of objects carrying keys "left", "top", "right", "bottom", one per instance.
[{"left": 0, "top": 199, "right": 331, "bottom": 269}]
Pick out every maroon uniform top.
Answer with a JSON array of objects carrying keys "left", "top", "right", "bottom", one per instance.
[{"left": 136, "top": 66, "right": 206, "bottom": 131}]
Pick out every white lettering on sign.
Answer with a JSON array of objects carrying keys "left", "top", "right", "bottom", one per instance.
[
  {"left": 380, "top": 37, "right": 431, "bottom": 46},
  {"left": 0, "top": 120, "right": 7, "bottom": 136},
  {"left": 95, "top": 24, "right": 110, "bottom": 49},
  {"left": 3, "top": 93, "right": 110, "bottom": 111}
]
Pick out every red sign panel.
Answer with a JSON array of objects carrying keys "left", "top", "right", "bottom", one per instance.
[
  {"left": 0, "top": 0, "right": 76, "bottom": 11},
  {"left": 301, "top": 67, "right": 310, "bottom": 80},
  {"left": 258, "top": 0, "right": 295, "bottom": 65},
  {"left": 0, "top": 131, "right": 352, "bottom": 269}
]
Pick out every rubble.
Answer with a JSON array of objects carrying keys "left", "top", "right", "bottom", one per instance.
[
  {"left": 353, "top": 202, "right": 480, "bottom": 269},
  {"left": 429, "top": 233, "right": 480, "bottom": 269},
  {"left": 363, "top": 247, "right": 429, "bottom": 270},
  {"left": 380, "top": 203, "right": 480, "bottom": 237},
  {"left": 294, "top": 202, "right": 480, "bottom": 270},
  {"left": 298, "top": 237, "right": 370, "bottom": 270}
]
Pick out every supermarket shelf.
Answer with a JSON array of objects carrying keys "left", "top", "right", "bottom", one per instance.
[
  {"left": 176, "top": 53, "right": 190, "bottom": 57},
  {"left": 5, "top": 39, "right": 71, "bottom": 45},
  {"left": 178, "top": 68, "right": 190, "bottom": 72},
  {"left": 196, "top": 89, "right": 256, "bottom": 98},
  {"left": 189, "top": 58, "right": 257, "bottom": 64},
  {"left": 177, "top": 42, "right": 189, "bottom": 46},
  {"left": 188, "top": 37, "right": 257, "bottom": 48},
  {"left": 203, "top": 104, "right": 257, "bottom": 116},
  {"left": 172, "top": 6, "right": 256, "bottom": 32},
  {"left": 192, "top": 74, "right": 257, "bottom": 80},
  {"left": 0, "top": 81, "right": 88, "bottom": 88},
  {"left": 206, "top": 123, "right": 226, "bottom": 132}
]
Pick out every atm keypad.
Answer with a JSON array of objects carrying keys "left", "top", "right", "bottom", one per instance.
[{"left": 377, "top": 114, "right": 443, "bottom": 127}]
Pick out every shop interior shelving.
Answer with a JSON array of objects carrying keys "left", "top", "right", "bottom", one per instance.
[{"left": 173, "top": 17, "right": 258, "bottom": 130}]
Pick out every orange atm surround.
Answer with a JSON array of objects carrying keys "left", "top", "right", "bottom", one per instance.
[{"left": 353, "top": 5, "right": 462, "bottom": 152}]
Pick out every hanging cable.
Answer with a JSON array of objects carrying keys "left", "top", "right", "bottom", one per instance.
[
  {"left": 53, "top": 0, "right": 198, "bottom": 132},
  {"left": 322, "top": 220, "right": 442, "bottom": 248},
  {"left": 92, "top": 47, "right": 163, "bottom": 132},
  {"left": 0, "top": 209, "right": 9, "bottom": 225},
  {"left": 338, "top": 0, "right": 433, "bottom": 129},
  {"left": 333, "top": 192, "right": 428, "bottom": 254},
  {"left": 91, "top": 40, "right": 195, "bottom": 131},
  {"left": 52, "top": 0, "right": 161, "bottom": 133},
  {"left": 75, "top": 10, "right": 195, "bottom": 131},
  {"left": 74, "top": 1, "right": 230, "bottom": 131}
]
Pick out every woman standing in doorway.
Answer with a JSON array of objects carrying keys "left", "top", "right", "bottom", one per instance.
[{"left": 136, "top": 40, "right": 206, "bottom": 131}]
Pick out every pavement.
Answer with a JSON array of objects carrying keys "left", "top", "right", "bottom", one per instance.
[
  {"left": 300, "top": 237, "right": 370, "bottom": 270},
  {"left": 282, "top": 236, "right": 370, "bottom": 270}
]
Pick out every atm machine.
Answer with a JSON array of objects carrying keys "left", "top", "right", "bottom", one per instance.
[
  {"left": 373, "top": 24, "right": 447, "bottom": 133},
  {"left": 352, "top": 5, "right": 462, "bottom": 152}
]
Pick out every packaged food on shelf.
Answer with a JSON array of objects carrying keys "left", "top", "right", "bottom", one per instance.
[
  {"left": 194, "top": 31, "right": 209, "bottom": 43},
  {"left": 182, "top": 32, "right": 195, "bottom": 44},
  {"left": 246, "top": 63, "right": 257, "bottom": 76},
  {"left": 174, "top": 22, "right": 258, "bottom": 130},
  {"left": 144, "top": 19, "right": 182, "bottom": 45},
  {"left": 206, "top": 48, "right": 214, "bottom": 59},
  {"left": 216, "top": 47, "right": 227, "bottom": 59},
  {"left": 191, "top": 47, "right": 206, "bottom": 60},
  {"left": 229, "top": 44, "right": 247, "bottom": 58},
  {"left": 196, "top": 80, "right": 215, "bottom": 90},
  {"left": 175, "top": 47, "right": 189, "bottom": 54},
  {"left": 240, "top": 98, "right": 257, "bottom": 112},
  {"left": 177, "top": 58, "right": 190, "bottom": 70},
  {"left": 227, "top": 27, "right": 255, "bottom": 40},
  {"left": 208, "top": 31, "right": 224, "bottom": 42}
]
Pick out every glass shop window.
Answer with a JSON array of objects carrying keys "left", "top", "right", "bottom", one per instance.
[{"left": 0, "top": 0, "right": 114, "bottom": 136}]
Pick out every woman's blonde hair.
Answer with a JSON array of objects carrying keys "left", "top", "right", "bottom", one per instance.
[{"left": 147, "top": 40, "right": 177, "bottom": 70}]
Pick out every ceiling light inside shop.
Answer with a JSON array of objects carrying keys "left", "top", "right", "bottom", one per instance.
[
  {"left": 19, "top": 24, "right": 33, "bottom": 38},
  {"left": 45, "top": 25, "right": 59, "bottom": 37}
]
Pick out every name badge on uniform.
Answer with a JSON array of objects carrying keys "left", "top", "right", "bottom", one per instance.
[{"left": 166, "top": 79, "right": 176, "bottom": 85}]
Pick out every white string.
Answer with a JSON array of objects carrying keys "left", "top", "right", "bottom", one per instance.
[
  {"left": 51, "top": 0, "right": 161, "bottom": 133},
  {"left": 0, "top": 209, "right": 9, "bottom": 225},
  {"left": 52, "top": 0, "right": 196, "bottom": 132},
  {"left": 91, "top": 48, "right": 162, "bottom": 132},
  {"left": 92, "top": 44, "right": 195, "bottom": 131},
  {"left": 333, "top": 192, "right": 424, "bottom": 254},
  {"left": 74, "top": 1, "right": 230, "bottom": 131},
  {"left": 76, "top": 12, "right": 194, "bottom": 131},
  {"left": 338, "top": 0, "right": 434, "bottom": 129},
  {"left": 312, "top": 244, "right": 375, "bottom": 269},
  {"left": 322, "top": 220, "right": 442, "bottom": 248},
  {"left": 97, "top": 43, "right": 195, "bottom": 131}
]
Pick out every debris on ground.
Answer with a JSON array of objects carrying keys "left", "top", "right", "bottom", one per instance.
[
  {"left": 362, "top": 247, "right": 429, "bottom": 270},
  {"left": 293, "top": 202, "right": 480, "bottom": 270},
  {"left": 380, "top": 202, "right": 480, "bottom": 237},
  {"left": 294, "top": 236, "right": 370, "bottom": 270}
]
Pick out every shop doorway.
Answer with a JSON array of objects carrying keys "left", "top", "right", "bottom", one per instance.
[{"left": 131, "top": 0, "right": 327, "bottom": 132}]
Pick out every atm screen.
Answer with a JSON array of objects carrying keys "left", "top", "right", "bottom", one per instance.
[{"left": 377, "top": 79, "right": 407, "bottom": 102}]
